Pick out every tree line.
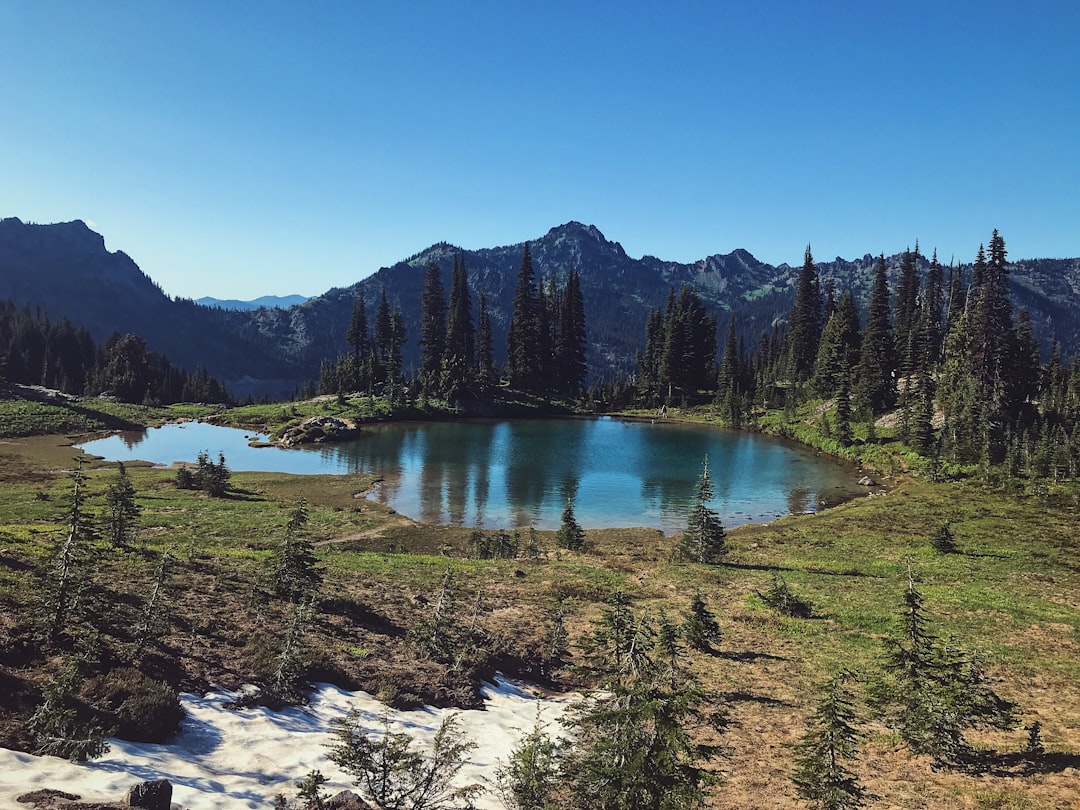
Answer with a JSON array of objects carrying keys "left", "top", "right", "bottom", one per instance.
[
  {"left": 318, "top": 244, "right": 588, "bottom": 403},
  {"left": 0, "top": 300, "right": 230, "bottom": 405},
  {"left": 620, "top": 231, "right": 1080, "bottom": 478}
]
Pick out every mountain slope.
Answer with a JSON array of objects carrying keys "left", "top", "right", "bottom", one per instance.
[{"left": 1, "top": 217, "right": 1077, "bottom": 398}]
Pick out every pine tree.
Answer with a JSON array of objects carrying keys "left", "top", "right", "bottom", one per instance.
[
  {"left": 556, "top": 268, "right": 588, "bottom": 397},
  {"left": 811, "top": 291, "right": 861, "bottom": 399},
  {"left": 495, "top": 708, "right": 561, "bottom": 810},
  {"left": 45, "top": 460, "right": 97, "bottom": 639},
  {"left": 271, "top": 499, "right": 323, "bottom": 602},
  {"left": 507, "top": 243, "right": 542, "bottom": 391},
  {"left": 328, "top": 710, "right": 481, "bottom": 810},
  {"left": 419, "top": 261, "right": 447, "bottom": 397},
  {"left": 133, "top": 549, "right": 173, "bottom": 662},
  {"left": 444, "top": 253, "right": 475, "bottom": 399},
  {"left": 346, "top": 288, "right": 369, "bottom": 361},
  {"left": 677, "top": 456, "right": 727, "bottom": 564},
  {"left": 103, "top": 462, "right": 140, "bottom": 549},
  {"left": 372, "top": 288, "right": 393, "bottom": 383},
  {"left": 788, "top": 245, "right": 823, "bottom": 381},
  {"left": 716, "top": 317, "right": 742, "bottom": 425},
  {"left": 556, "top": 498, "right": 586, "bottom": 550},
  {"left": 682, "top": 591, "right": 722, "bottom": 652},
  {"left": 872, "top": 568, "right": 1017, "bottom": 767},
  {"left": 852, "top": 255, "right": 897, "bottom": 415},
  {"left": 266, "top": 596, "right": 317, "bottom": 707},
  {"left": 475, "top": 292, "right": 496, "bottom": 387},
  {"left": 792, "top": 673, "right": 866, "bottom": 810},
  {"left": 894, "top": 245, "right": 921, "bottom": 376},
  {"left": 561, "top": 594, "right": 723, "bottom": 810}
]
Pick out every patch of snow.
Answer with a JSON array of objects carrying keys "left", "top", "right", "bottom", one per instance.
[{"left": 0, "top": 676, "right": 576, "bottom": 809}]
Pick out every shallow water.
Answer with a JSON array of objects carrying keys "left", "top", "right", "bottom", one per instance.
[{"left": 77, "top": 417, "right": 864, "bottom": 533}]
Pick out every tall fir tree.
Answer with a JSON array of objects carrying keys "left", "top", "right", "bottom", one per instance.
[
  {"left": 894, "top": 245, "right": 921, "bottom": 376},
  {"left": 475, "top": 292, "right": 496, "bottom": 387},
  {"left": 812, "top": 291, "right": 861, "bottom": 399},
  {"left": 852, "top": 255, "right": 897, "bottom": 415},
  {"left": 555, "top": 268, "right": 588, "bottom": 397},
  {"left": 418, "top": 261, "right": 447, "bottom": 396},
  {"left": 346, "top": 288, "right": 369, "bottom": 361},
  {"left": 506, "top": 243, "right": 542, "bottom": 391},
  {"left": 788, "top": 245, "right": 823, "bottom": 381},
  {"left": 443, "top": 254, "right": 475, "bottom": 400}
]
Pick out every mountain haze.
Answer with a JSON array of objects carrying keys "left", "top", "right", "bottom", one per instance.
[
  {"left": 196, "top": 294, "right": 310, "bottom": 310},
  {"left": 2, "top": 217, "right": 1078, "bottom": 398}
]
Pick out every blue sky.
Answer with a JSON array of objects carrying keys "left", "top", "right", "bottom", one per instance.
[{"left": 2, "top": 1, "right": 1078, "bottom": 299}]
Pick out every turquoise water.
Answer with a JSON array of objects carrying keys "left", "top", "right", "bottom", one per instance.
[{"left": 77, "top": 417, "right": 863, "bottom": 534}]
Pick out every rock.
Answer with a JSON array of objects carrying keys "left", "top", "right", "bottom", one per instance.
[
  {"left": 124, "top": 780, "right": 172, "bottom": 810},
  {"left": 857, "top": 476, "right": 877, "bottom": 486},
  {"left": 16, "top": 789, "right": 81, "bottom": 807},
  {"left": 325, "top": 790, "right": 376, "bottom": 809},
  {"left": 280, "top": 415, "right": 359, "bottom": 446}
]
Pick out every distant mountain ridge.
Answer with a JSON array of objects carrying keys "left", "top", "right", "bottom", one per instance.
[
  {"left": 1, "top": 216, "right": 1078, "bottom": 398},
  {"left": 196, "top": 294, "right": 310, "bottom": 311}
]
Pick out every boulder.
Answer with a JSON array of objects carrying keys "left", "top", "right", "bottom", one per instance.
[
  {"left": 857, "top": 476, "right": 877, "bottom": 486},
  {"left": 124, "top": 780, "right": 172, "bottom": 810}
]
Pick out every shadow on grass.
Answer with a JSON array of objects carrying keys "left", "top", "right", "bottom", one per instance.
[
  {"left": 720, "top": 649, "right": 787, "bottom": 663},
  {"left": 722, "top": 561, "right": 794, "bottom": 574},
  {"left": 965, "top": 749, "right": 1080, "bottom": 777},
  {"left": 720, "top": 690, "right": 791, "bottom": 707}
]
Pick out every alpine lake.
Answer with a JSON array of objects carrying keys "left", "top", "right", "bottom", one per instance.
[{"left": 77, "top": 417, "right": 868, "bottom": 534}]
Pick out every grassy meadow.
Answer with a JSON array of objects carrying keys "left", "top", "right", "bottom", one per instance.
[{"left": 0, "top": 394, "right": 1077, "bottom": 808}]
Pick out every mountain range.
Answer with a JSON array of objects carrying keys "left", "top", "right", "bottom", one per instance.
[
  {"left": 1, "top": 217, "right": 1078, "bottom": 399},
  {"left": 195, "top": 294, "right": 310, "bottom": 311}
]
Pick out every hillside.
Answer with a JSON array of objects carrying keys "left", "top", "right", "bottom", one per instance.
[{"left": 2, "top": 217, "right": 1078, "bottom": 398}]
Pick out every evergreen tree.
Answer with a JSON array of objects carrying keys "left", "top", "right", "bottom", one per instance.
[
  {"left": 788, "top": 245, "right": 823, "bottom": 381},
  {"left": 271, "top": 499, "right": 323, "bottom": 602},
  {"left": 872, "top": 569, "right": 1017, "bottom": 767},
  {"left": 659, "top": 287, "right": 716, "bottom": 404},
  {"left": 556, "top": 268, "right": 588, "bottom": 397},
  {"left": 811, "top": 291, "right": 861, "bottom": 399},
  {"left": 328, "top": 710, "right": 481, "bottom": 810},
  {"left": 495, "top": 709, "right": 561, "bottom": 810},
  {"left": 834, "top": 372, "right": 853, "bottom": 447},
  {"left": 475, "top": 292, "right": 496, "bottom": 387},
  {"left": 346, "top": 288, "right": 369, "bottom": 361},
  {"left": 507, "top": 243, "right": 542, "bottom": 391},
  {"left": 419, "top": 261, "right": 447, "bottom": 397},
  {"left": 266, "top": 596, "right": 317, "bottom": 707},
  {"left": 103, "top": 462, "right": 140, "bottom": 549},
  {"left": 45, "top": 460, "right": 97, "bottom": 639},
  {"left": 852, "top": 256, "right": 897, "bottom": 415},
  {"left": 444, "top": 254, "right": 475, "bottom": 399},
  {"left": 791, "top": 673, "right": 866, "bottom": 810},
  {"left": 556, "top": 498, "right": 586, "bottom": 550},
  {"left": 677, "top": 456, "right": 727, "bottom": 564},
  {"left": 716, "top": 317, "right": 743, "bottom": 425},
  {"left": 561, "top": 594, "right": 723, "bottom": 810},
  {"left": 133, "top": 549, "right": 173, "bottom": 662},
  {"left": 682, "top": 591, "right": 722, "bottom": 652},
  {"left": 373, "top": 288, "right": 393, "bottom": 383},
  {"left": 894, "top": 245, "right": 921, "bottom": 376},
  {"left": 930, "top": 523, "right": 958, "bottom": 554}
]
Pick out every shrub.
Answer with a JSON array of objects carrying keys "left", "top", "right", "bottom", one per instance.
[{"left": 81, "top": 666, "right": 184, "bottom": 743}]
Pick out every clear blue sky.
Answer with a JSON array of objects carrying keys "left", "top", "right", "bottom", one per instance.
[{"left": 3, "top": 1, "right": 1078, "bottom": 299}]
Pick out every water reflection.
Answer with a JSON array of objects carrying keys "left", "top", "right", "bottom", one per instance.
[{"left": 77, "top": 417, "right": 865, "bottom": 533}]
